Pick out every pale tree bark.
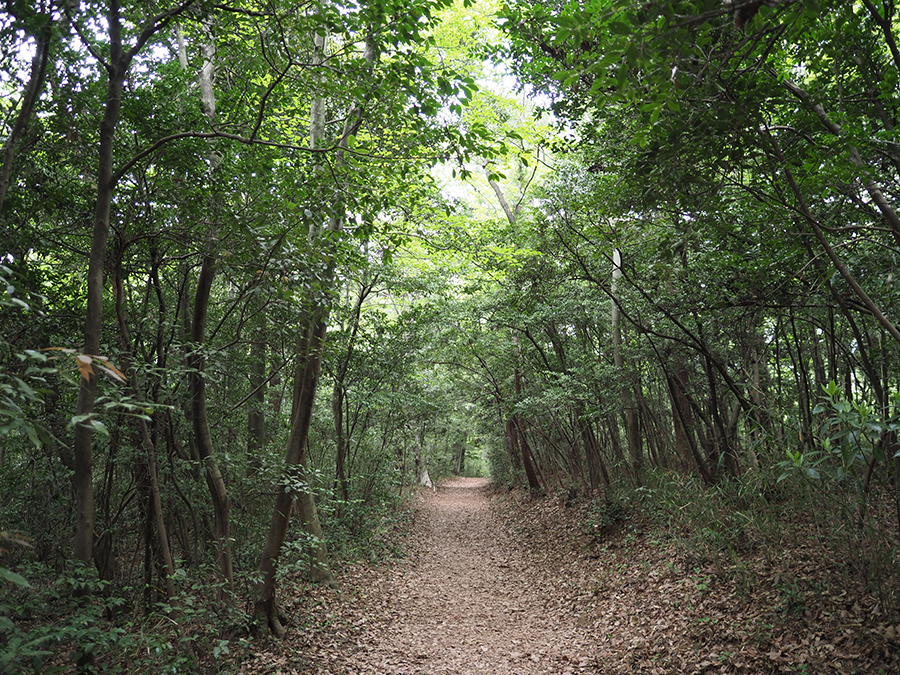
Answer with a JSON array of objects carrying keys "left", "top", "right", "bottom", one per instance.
[
  {"left": 256, "top": 26, "right": 380, "bottom": 635},
  {"left": 483, "top": 147, "right": 538, "bottom": 228},
  {"left": 452, "top": 432, "right": 467, "bottom": 476},
  {"left": 611, "top": 248, "right": 642, "bottom": 483},
  {"left": 415, "top": 426, "right": 436, "bottom": 490},
  {"left": 292, "top": 27, "right": 343, "bottom": 585},
  {"left": 186, "top": 22, "right": 235, "bottom": 597},
  {"left": 485, "top": 165, "right": 517, "bottom": 226}
]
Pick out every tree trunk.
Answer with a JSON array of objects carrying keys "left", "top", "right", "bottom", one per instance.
[
  {"left": 513, "top": 418, "right": 541, "bottom": 494},
  {"left": 68, "top": 6, "right": 197, "bottom": 671},
  {"left": 332, "top": 378, "right": 349, "bottom": 502},
  {"left": 255, "top": 312, "right": 337, "bottom": 637},
  {"left": 485, "top": 164, "right": 517, "bottom": 226},
  {"left": 255, "top": 28, "right": 354, "bottom": 635},
  {"left": 415, "top": 427, "right": 436, "bottom": 490},
  {"left": 508, "top": 339, "right": 541, "bottom": 492},
  {"left": 611, "top": 248, "right": 642, "bottom": 483},
  {"left": 577, "top": 415, "right": 609, "bottom": 488},
  {"left": 0, "top": 16, "right": 51, "bottom": 213},
  {"left": 504, "top": 416, "right": 522, "bottom": 475},
  {"left": 605, "top": 412, "right": 627, "bottom": 473},
  {"left": 73, "top": 8, "right": 131, "bottom": 569},
  {"left": 665, "top": 368, "right": 714, "bottom": 485},
  {"left": 247, "top": 332, "right": 266, "bottom": 476},
  {"left": 453, "top": 432, "right": 467, "bottom": 476},
  {"left": 185, "top": 21, "right": 235, "bottom": 598},
  {"left": 113, "top": 262, "right": 177, "bottom": 601},
  {"left": 332, "top": 280, "right": 371, "bottom": 502},
  {"left": 188, "top": 240, "right": 235, "bottom": 596}
]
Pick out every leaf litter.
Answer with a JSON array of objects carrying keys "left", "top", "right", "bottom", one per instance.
[{"left": 241, "top": 477, "right": 898, "bottom": 674}]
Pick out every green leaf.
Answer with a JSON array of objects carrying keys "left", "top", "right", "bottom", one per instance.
[
  {"left": 25, "top": 423, "right": 41, "bottom": 448},
  {"left": 0, "top": 567, "right": 31, "bottom": 588}
]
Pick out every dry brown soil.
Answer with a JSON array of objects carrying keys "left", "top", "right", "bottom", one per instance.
[{"left": 242, "top": 477, "right": 899, "bottom": 675}]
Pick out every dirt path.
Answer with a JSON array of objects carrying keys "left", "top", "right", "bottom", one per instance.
[{"left": 336, "top": 477, "right": 600, "bottom": 674}]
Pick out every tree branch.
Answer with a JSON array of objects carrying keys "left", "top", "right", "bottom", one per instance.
[
  {"left": 781, "top": 75, "right": 900, "bottom": 248},
  {"left": 128, "top": 0, "right": 202, "bottom": 62},
  {"left": 0, "top": 21, "right": 51, "bottom": 212},
  {"left": 763, "top": 128, "right": 900, "bottom": 347}
]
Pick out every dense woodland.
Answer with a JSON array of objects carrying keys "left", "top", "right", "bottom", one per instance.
[{"left": 1, "top": 0, "right": 899, "bottom": 672}]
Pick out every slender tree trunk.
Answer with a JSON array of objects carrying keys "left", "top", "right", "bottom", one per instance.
[
  {"left": 605, "top": 412, "right": 627, "bottom": 472},
  {"left": 68, "top": 6, "right": 197, "bottom": 671},
  {"left": 255, "top": 28, "right": 357, "bottom": 635},
  {"left": 69, "top": 0, "right": 199, "bottom": 577},
  {"left": 666, "top": 370, "right": 715, "bottom": 485},
  {"left": 332, "top": 281, "right": 371, "bottom": 502},
  {"left": 247, "top": 332, "right": 266, "bottom": 476},
  {"left": 788, "top": 308, "right": 815, "bottom": 453},
  {"left": 73, "top": 9, "right": 130, "bottom": 570},
  {"left": 415, "top": 425, "right": 435, "bottom": 489},
  {"left": 810, "top": 325, "right": 827, "bottom": 394},
  {"left": 186, "top": 21, "right": 235, "bottom": 598},
  {"left": 485, "top": 164, "right": 517, "bottom": 226},
  {"left": 453, "top": 432, "right": 467, "bottom": 476},
  {"left": 701, "top": 348, "right": 739, "bottom": 477},
  {"left": 332, "top": 379, "right": 349, "bottom": 502},
  {"left": 611, "top": 248, "right": 642, "bottom": 483},
  {"left": 113, "top": 262, "right": 177, "bottom": 601},
  {"left": 577, "top": 415, "right": 609, "bottom": 488},
  {"left": 513, "top": 373, "right": 542, "bottom": 493},
  {"left": 188, "top": 240, "right": 235, "bottom": 596},
  {"left": 746, "top": 346, "right": 763, "bottom": 469},
  {"left": 0, "top": 18, "right": 51, "bottom": 213},
  {"left": 255, "top": 311, "right": 337, "bottom": 636},
  {"left": 508, "top": 416, "right": 537, "bottom": 490},
  {"left": 504, "top": 416, "right": 522, "bottom": 474}
]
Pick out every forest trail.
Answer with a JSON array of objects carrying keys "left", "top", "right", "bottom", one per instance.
[
  {"left": 243, "top": 478, "right": 899, "bottom": 675},
  {"left": 321, "top": 477, "right": 601, "bottom": 674}
]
